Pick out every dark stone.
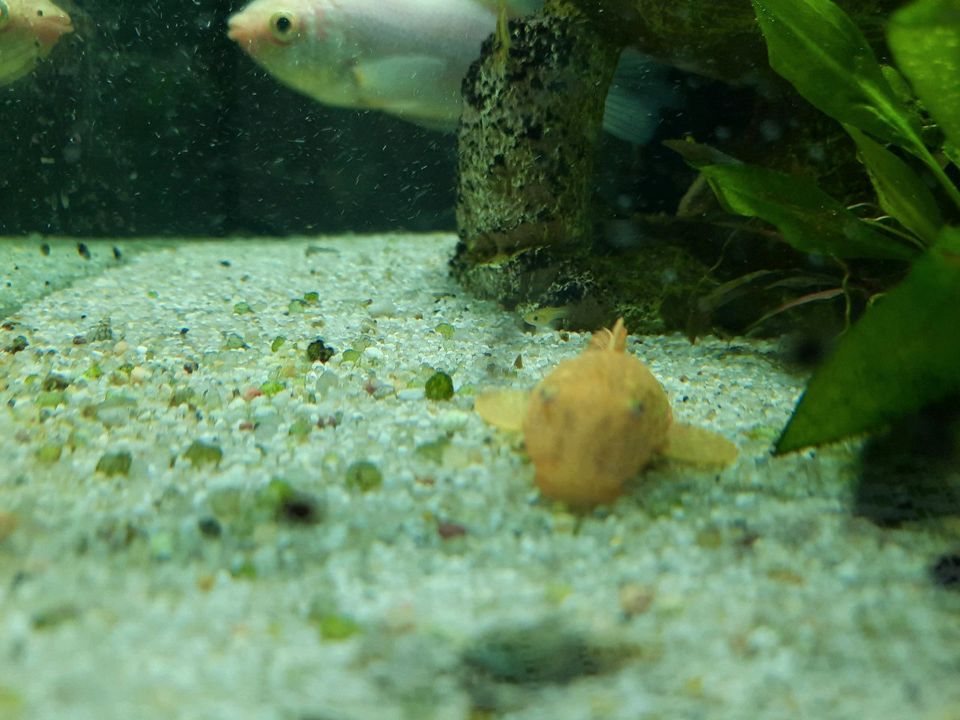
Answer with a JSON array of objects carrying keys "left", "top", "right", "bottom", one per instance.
[
  {"left": 931, "top": 553, "right": 960, "bottom": 589},
  {"left": 197, "top": 516, "right": 222, "bottom": 538},
  {"left": 462, "top": 620, "right": 604, "bottom": 685},
  {"left": 277, "top": 493, "right": 322, "bottom": 525},
  {"left": 306, "top": 338, "right": 335, "bottom": 364}
]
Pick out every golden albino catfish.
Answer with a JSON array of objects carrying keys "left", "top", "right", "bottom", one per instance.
[
  {"left": 226, "top": 0, "right": 665, "bottom": 141},
  {"left": 0, "top": 0, "right": 72, "bottom": 86},
  {"left": 476, "top": 319, "right": 738, "bottom": 508}
]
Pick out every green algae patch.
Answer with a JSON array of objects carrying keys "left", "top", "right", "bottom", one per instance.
[{"left": 183, "top": 440, "right": 223, "bottom": 468}]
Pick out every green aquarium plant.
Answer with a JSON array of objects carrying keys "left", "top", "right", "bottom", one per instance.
[{"left": 676, "top": 0, "right": 960, "bottom": 452}]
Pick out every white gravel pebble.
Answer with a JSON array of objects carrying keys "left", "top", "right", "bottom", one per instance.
[{"left": 0, "top": 235, "right": 958, "bottom": 720}]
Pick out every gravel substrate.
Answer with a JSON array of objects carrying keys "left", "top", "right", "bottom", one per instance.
[{"left": 1, "top": 235, "right": 958, "bottom": 720}]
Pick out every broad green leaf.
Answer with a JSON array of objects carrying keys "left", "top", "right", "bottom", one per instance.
[
  {"left": 662, "top": 138, "right": 740, "bottom": 168},
  {"left": 880, "top": 65, "right": 917, "bottom": 108},
  {"left": 888, "top": 0, "right": 960, "bottom": 153},
  {"left": 752, "top": 0, "right": 924, "bottom": 152},
  {"left": 946, "top": 142, "right": 960, "bottom": 171},
  {"left": 776, "top": 226, "right": 960, "bottom": 453},
  {"left": 846, "top": 126, "right": 943, "bottom": 246},
  {"left": 700, "top": 163, "right": 918, "bottom": 260}
]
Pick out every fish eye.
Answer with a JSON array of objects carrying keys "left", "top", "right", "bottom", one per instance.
[{"left": 269, "top": 12, "right": 297, "bottom": 42}]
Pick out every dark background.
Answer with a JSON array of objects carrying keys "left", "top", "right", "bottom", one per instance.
[
  {"left": 0, "top": 0, "right": 466, "bottom": 236},
  {"left": 0, "top": 0, "right": 749, "bottom": 238}
]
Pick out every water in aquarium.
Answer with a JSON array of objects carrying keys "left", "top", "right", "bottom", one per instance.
[{"left": 1, "top": 0, "right": 959, "bottom": 718}]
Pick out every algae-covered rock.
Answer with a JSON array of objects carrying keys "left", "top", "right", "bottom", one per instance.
[
  {"left": 452, "top": 0, "right": 904, "bottom": 335},
  {"left": 457, "top": 0, "right": 618, "bottom": 265},
  {"left": 455, "top": 0, "right": 674, "bottom": 330}
]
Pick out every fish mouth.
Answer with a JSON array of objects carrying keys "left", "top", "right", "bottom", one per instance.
[
  {"left": 226, "top": 15, "right": 252, "bottom": 45},
  {"left": 32, "top": 11, "right": 73, "bottom": 47}
]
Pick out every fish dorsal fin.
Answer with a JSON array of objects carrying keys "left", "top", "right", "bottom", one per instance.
[
  {"left": 588, "top": 318, "right": 628, "bottom": 353},
  {"left": 602, "top": 49, "right": 678, "bottom": 145}
]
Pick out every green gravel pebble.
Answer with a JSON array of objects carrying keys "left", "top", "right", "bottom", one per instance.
[
  {"left": 35, "top": 443, "right": 63, "bottom": 463},
  {"left": 183, "top": 440, "right": 223, "bottom": 468},
  {"left": 434, "top": 323, "right": 455, "bottom": 340},
  {"left": 223, "top": 333, "right": 247, "bottom": 350},
  {"left": 36, "top": 390, "right": 67, "bottom": 407},
  {"left": 41, "top": 374, "right": 70, "bottom": 391},
  {"left": 415, "top": 436, "right": 451, "bottom": 464},
  {"left": 32, "top": 604, "right": 80, "bottom": 630},
  {"left": 306, "top": 338, "right": 336, "bottom": 363},
  {"left": 344, "top": 460, "right": 383, "bottom": 492},
  {"left": 96, "top": 450, "right": 132, "bottom": 477},
  {"left": 425, "top": 371, "right": 454, "bottom": 401},
  {"left": 288, "top": 418, "right": 313, "bottom": 437},
  {"left": 260, "top": 380, "right": 285, "bottom": 397},
  {"left": 5, "top": 336, "right": 28, "bottom": 354},
  {"left": 83, "top": 364, "right": 103, "bottom": 380},
  {"left": 230, "top": 557, "right": 257, "bottom": 580},
  {"left": 315, "top": 613, "right": 361, "bottom": 641}
]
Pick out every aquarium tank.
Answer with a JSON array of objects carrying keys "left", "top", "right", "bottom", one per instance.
[{"left": 1, "top": 0, "right": 959, "bottom": 718}]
